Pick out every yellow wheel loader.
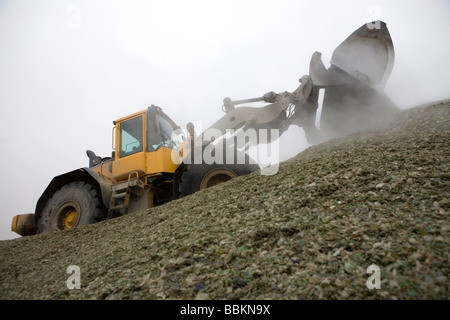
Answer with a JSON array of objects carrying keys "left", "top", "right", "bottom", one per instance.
[{"left": 12, "top": 21, "right": 398, "bottom": 236}]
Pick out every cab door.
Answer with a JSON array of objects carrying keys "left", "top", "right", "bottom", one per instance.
[{"left": 112, "top": 113, "right": 147, "bottom": 180}]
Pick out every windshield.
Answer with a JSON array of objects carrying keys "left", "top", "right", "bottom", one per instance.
[
  {"left": 147, "top": 113, "right": 183, "bottom": 151},
  {"left": 119, "top": 115, "right": 143, "bottom": 158}
]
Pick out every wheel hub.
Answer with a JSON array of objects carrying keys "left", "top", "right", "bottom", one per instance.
[
  {"left": 52, "top": 201, "right": 81, "bottom": 231},
  {"left": 200, "top": 168, "right": 238, "bottom": 189},
  {"left": 62, "top": 210, "right": 78, "bottom": 229}
]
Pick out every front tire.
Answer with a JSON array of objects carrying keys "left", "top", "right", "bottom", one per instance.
[
  {"left": 37, "top": 181, "right": 107, "bottom": 234},
  {"left": 178, "top": 162, "right": 259, "bottom": 198}
]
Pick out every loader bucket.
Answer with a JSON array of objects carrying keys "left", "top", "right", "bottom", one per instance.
[
  {"left": 331, "top": 21, "right": 395, "bottom": 90},
  {"left": 310, "top": 21, "right": 399, "bottom": 141}
]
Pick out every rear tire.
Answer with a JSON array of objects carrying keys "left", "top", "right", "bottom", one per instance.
[{"left": 37, "top": 181, "right": 107, "bottom": 234}]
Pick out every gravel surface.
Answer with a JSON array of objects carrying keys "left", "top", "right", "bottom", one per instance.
[{"left": 0, "top": 101, "right": 449, "bottom": 300}]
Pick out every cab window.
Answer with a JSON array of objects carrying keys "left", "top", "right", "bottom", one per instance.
[
  {"left": 147, "top": 113, "right": 180, "bottom": 151},
  {"left": 119, "top": 116, "right": 143, "bottom": 158}
]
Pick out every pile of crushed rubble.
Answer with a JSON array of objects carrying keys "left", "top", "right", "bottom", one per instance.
[{"left": 0, "top": 101, "right": 448, "bottom": 300}]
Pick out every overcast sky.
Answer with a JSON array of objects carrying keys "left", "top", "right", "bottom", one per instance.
[{"left": 0, "top": 0, "right": 449, "bottom": 240}]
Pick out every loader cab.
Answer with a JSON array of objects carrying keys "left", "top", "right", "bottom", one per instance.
[{"left": 111, "top": 106, "right": 182, "bottom": 181}]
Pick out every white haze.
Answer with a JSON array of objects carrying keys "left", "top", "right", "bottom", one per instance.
[{"left": 0, "top": 0, "right": 449, "bottom": 240}]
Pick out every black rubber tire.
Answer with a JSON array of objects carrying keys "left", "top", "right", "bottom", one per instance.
[
  {"left": 37, "top": 181, "right": 107, "bottom": 234},
  {"left": 178, "top": 158, "right": 259, "bottom": 198}
]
